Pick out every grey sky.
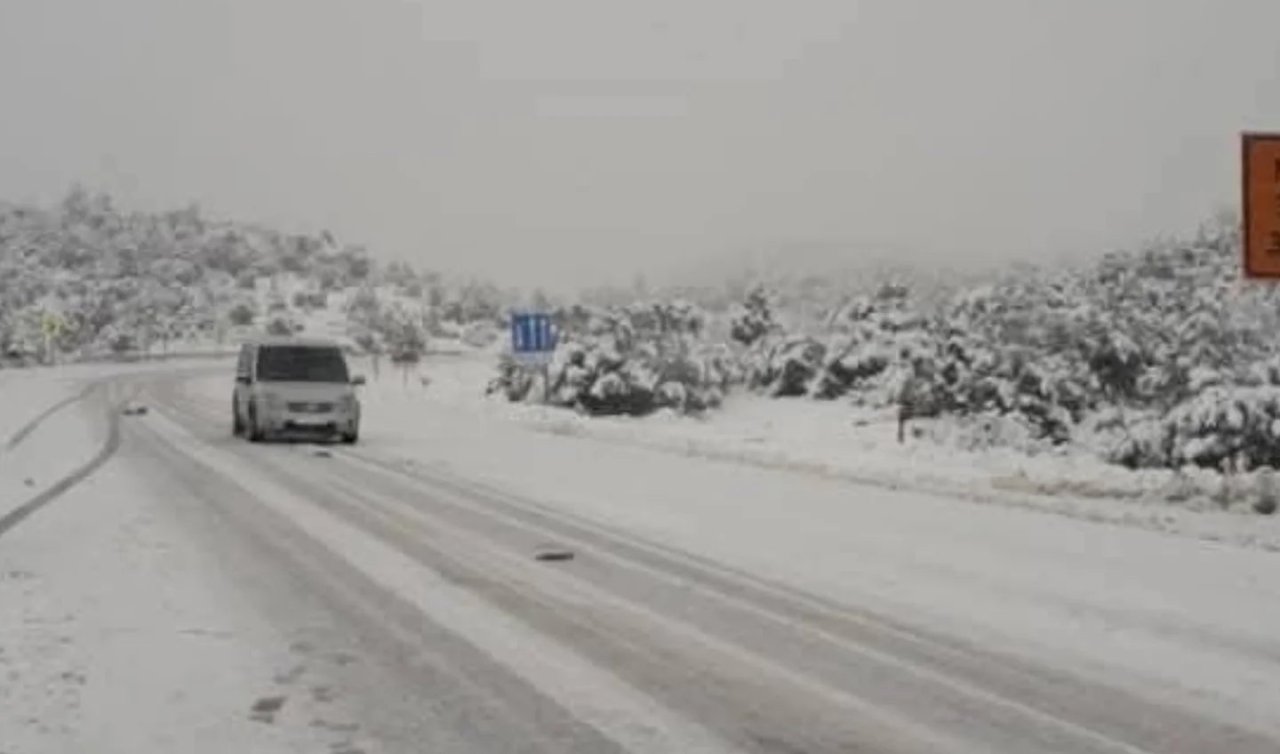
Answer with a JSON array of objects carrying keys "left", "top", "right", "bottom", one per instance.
[{"left": 2, "top": 1, "right": 1278, "bottom": 290}]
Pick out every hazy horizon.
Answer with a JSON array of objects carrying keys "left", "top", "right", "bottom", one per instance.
[{"left": 2, "top": 1, "right": 1278, "bottom": 290}]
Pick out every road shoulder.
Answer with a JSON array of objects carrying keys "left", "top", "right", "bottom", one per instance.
[{"left": 0, "top": 412, "right": 366, "bottom": 753}]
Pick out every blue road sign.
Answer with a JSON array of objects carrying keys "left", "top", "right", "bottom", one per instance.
[{"left": 511, "top": 313, "right": 556, "bottom": 361}]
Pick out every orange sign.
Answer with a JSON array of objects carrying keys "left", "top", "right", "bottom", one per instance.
[{"left": 1243, "top": 133, "right": 1280, "bottom": 278}]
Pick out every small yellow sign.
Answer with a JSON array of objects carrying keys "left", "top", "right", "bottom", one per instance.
[{"left": 41, "top": 312, "right": 65, "bottom": 338}]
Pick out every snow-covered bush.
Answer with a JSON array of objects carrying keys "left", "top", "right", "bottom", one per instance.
[
  {"left": 352, "top": 331, "right": 381, "bottom": 356},
  {"left": 486, "top": 353, "right": 534, "bottom": 402},
  {"left": 804, "top": 286, "right": 933, "bottom": 403},
  {"left": 704, "top": 217, "right": 1280, "bottom": 467},
  {"left": 292, "top": 290, "right": 327, "bottom": 310},
  {"left": 380, "top": 305, "right": 428, "bottom": 362},
  {"left": 729, "top": 285, "right": 778, "bottom": 346},
  {"left": 1148, "top": 386, "right": 1280, "bottom": 470},
  {"left": 99, "top": 325, "right": 137, "bottom": 355},
  {"left": 488, "top": 301, "right": 727, "bottom": 416},
  {"left": 0, "top": 186, "right": 507, "bottom": 362},
  {"left": 266, "top": 316, "right": 294, "bottom": 336},
  {"left": 745, "top": 336, "right": 827, "bottom": 397},
  {"left": 228, "top": 303, "right": 256, "bottom": 327},
  {"left": 461, "top": 320, "right": 499, "bottom": 348}
]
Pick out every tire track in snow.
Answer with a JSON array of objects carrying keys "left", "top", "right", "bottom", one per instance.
[
  {"left": 144, "top": 372, "right": 1280, "bottom": 753},
  {"left": 4, "top": 382, "right": 96, "bottom": 451},
  {"left": 149, "top": 382, "right": 1187, "bottom": 752},
  {"left": 134, "top": 405, "right": 748, "bottom": 754},
  {"left": 0, "top": 383, "right": 122, "bottom": 538},
  {"left": 326, "top": 444, "right": 1280, "bottom": 753}
]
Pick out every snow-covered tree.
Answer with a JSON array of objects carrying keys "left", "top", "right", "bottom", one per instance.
[{"left": 729, "top": 285, "right": 778, "bottom": 347}]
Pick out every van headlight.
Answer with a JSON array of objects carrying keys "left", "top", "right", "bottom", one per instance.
[
  {"left": 263, "top": 393, "right": 284, "bottom": 412},
  {"left": 339, "top": 394, "right": 358, "bottom": 412}
]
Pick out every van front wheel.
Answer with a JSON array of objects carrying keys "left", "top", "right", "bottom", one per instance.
[{"left": 247, "top": 404, "right": 265, "bottom": 443}]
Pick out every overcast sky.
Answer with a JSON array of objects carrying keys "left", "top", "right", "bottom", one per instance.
[{"left": 2, "top": 1, "right": 1278, "bottom": 290}]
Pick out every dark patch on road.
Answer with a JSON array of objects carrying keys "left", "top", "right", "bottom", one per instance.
[
  {"left": 747, "top": 732, "right": 819, "bottom": 754},
  {"left": 534, "top": 545, "right": 575, "bottom": 562},
  {"left": 273, "top": 663, "right": 306, "bottom": 685},
  {"left": 250, "top": 695, "right": 288, "bottom": 723},
  {"left": 312, "top": 719, "right": 360, "bottom": 733}
]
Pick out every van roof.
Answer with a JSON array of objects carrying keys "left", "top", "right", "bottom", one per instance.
[{"left": 247, "top": 336, "right": 344, "bottom": 349}]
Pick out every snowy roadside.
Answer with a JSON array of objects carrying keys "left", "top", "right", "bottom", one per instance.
[
  {"left": 0, "top": 360, "right": 233, "bottom": 521},
  {"left": 0, "top": 365, "right": 369, "bottom": 753},
  {"left": 0, "top": 435, "right": 361, "bottom": 753},
  {"left": 1, "top": 367, "right": 89, "bottom": 446},
  {"left": 0, "top": 370, "right": 107, "bottom": 519},
  {"left": 347, "top": 353, "right": 1280, "bottom": 550}
]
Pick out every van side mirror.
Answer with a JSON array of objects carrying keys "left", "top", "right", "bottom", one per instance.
[
  {"left": 351, "top": 375, "right": 367, "bottom": 386},
  {"left": 235, "top": 374, "right": 251, "bottom": 385}
]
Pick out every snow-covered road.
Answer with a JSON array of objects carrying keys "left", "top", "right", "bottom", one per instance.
[{"left": 2, "top": 361, "right": 1279, "bottom": 753}]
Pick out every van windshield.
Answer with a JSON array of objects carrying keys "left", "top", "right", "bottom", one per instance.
[{"left": 256, "top": 346, "right": 349, "bottom": 383}]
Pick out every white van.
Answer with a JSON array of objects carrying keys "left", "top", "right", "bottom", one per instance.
[{"left": 232, "top": 338, "right": 364, "bottom": 444}]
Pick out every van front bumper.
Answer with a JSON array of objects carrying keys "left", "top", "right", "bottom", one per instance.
[{"left": 263, "top": 408, "right": 358, "bottom": 437}]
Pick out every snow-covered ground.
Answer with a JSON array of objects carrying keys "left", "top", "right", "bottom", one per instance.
[
  {"left": 5, "top": 357, "right": 1280, "bottom": 750},
  {"left": 1, "top": 361, "right": 230, "bottom": 515},
  {"left": 1, "top": 367, "right": 114, "bottom": 520},
  {"left": 0, "top": 364, "right": 373, "bottom": 753},
  {"left": 0, "top": 454, "right": 359, "bottom": 753},
  {"left": 337, "top": 352, "right": 1280, "bottom": 550},
  {"left": 180, "top": 354, "right": 1280, "bottom": 740}
]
